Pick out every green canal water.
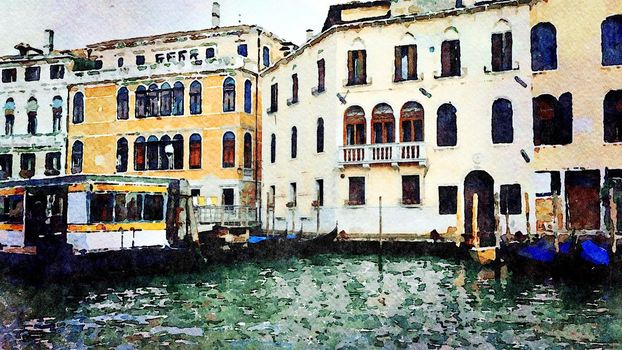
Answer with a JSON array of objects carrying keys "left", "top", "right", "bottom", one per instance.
[{"left": 1, "top": 254, "right": 621, "bottom": 349}]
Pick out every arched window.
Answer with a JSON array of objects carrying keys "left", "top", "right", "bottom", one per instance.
[
  {"left": 159, "top": 135, "right": 171, "bottom": 170},
  {"left": 344, "top": 106, "right": 366, "bottom": 145},
  {"left": 244, "top": 80, "right": 252, "bottom": 114},
  {"left": 27, "top": 96, "right": 38, "bottom": 135},
  {"left": 401, "top": 102, "right": 424, "bottom": 142},
  {"left": 243, "top": 133, "right": 252, "bottom": 169},
  {"left": 160, "top": 82, "right": 172, "bottom": 116},
  {"left": 146, "top": 135, "right": 159, "bottom": 170},
  {"left": 270, "top": 134, "right": 276, "bottom": 163},
  {"left": 147, "top": 83, "right": 159, "bottom": 117},
  {"left": 173, "top": 82, "right": 184, "bottom": 115},
  {"left": 118, "top": 57, "right": 124, "bottom": 68},
  {"left": 291, "top": 126, "right": 298, "bottom": 159},
  {"left": 135, "top": 85, "right": 147, "bottom": 118},
  {"left": 52, "top": 95, "right": 63, "bottom": 133},
  {"left": 189, "top": 81, "right": 202, "bottom": 115},
  {"left": 437, "top": 104, "right": 457, "bottom": 147},
  {"left": 223, "top": 77, "right": 236, "bottom": 112},
  {"left": 117, "top": 87, "right": 129, "bottom": 120},
  {"left": 263, "top": 46, "right": 270, "bottom": 67},
  {"left": 73, "top": 92, "right": 84, "bottom": 124},
  {"left": 173, "top": 134, "right": 184, "bottom": 169},
  {"left": 116, "top": 138, "right": 128, "bottom": 173},
  {"left": 531, "top": 23, "right": 557, "bottom": 71},
  {"left": 71, "top": 140, "right": 83, "bottom": 174},
  {"left": 533, "top": 93, "right": 573, "bottom": 146},
  {"left": 604, "top": 90, "right": 622, "bottom": 143},
  {"left": 602, "top": 15, "right": 622, "bottom": 66},
  {"left": 222, "top": 132, "right": 235, "bottom": 168},
  {"left": 372, "top": 103, "right": 395, "bottom": 144},
  {"left": 134, "top": 136, "right": 146, "bottom": 170},
  {"left": 4, "top": 97, "right": 15, "bottom": 136},
  {"left": 317, "top": 118, "right": 324, "bottom": 153},
  {"left": 189, "top": 134, "right": 202, "bottom": 169},
  {"left": 492, "top": 99, "right": 514, "bottom": 144}
]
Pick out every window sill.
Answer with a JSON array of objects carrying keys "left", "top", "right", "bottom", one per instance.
[
  {"left": 266, "top": 108, "right": 278, "bottom": 115},
  {"left": 532, "top": 68, "right": 558, "bottom": 75},
  {"left": 601, "top": 64, "right": 622, "bottom": 70},
  {"left": 286, "top": 98, "right": 299, "bottom": 106},
  {"left": 483, "top": 66, "right": 520, "bottom": 75},
  {"left": 343, "top": 78, "right": 372, "bottom": 88},
  {"left": 345, "top": 203, "right": 366, "bottom": 208},
  {"left": 434, "top": 68, "right": 466, "bottom": 80},
  {"left": 534, "top": 144, "right": 569, "bottom": 151},
  {"left": 393, "top": 76, "right": 421, "bottom": 84},
  {"left": 433, "top": 145, "right": 459, "bottom": 151},
  {"left": 401, "top": 203, "right": 422, "bottom": 208},
  {"left": 311, "top": 87, "right": 326, "bottom": 96}
]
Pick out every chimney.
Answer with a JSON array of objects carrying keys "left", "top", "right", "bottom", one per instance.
[
  {"left": 306, "top": 29, "right": 314, "bottom": 42},
  {"left": 212, "top": 2, "right": 221, "bottom": 27},
  {"left": 44, "top": 29, "right": 54, "bottom": 54}
]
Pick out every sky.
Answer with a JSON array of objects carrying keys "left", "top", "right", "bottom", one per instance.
[{"left": 0, "top": 0, "right": 352, "bottom": 56}]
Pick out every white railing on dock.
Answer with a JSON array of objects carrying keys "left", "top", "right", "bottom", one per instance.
[
  {"left": 195, "top": 205, "right": 258, "bottom": 227},
  {"left": 339, "top": 142, "right": 426, "bottom": 166}
]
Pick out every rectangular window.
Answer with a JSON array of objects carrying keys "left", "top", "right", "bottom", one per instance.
[
  {"left": 126, "top": 193, "right": 144, "bottom": 221},
  {"left": 348, "top": 177, "right": 365, "bottom": 205},
  {"left": 136, "top": 55, "right": 146, "bottom": 65},
  {"left": 0, "top": 154, "right": 12, "bottom": 179},
  {"left": 0, "top": 195, "right": 24, "bottom": 224},
  {"left": 44, "top": 152, "right": 61, "bottom": 176},
  {"left": 317, "top": 59, "right": 326, "bottom": 93},
  {"left": 269, "top": 185, "right": 276, "bottom": 208},
  {"left": 441, "top": 40, "right": 461, "bottom": 77},
  {"left": 492, "top": 32, "right": 513, "bottom": 72},
  {"left": 2, "top": 69, "right": 17, "bottom": 83},
  {"left": 289, "top": 183, "right": 297, "bottom": 207},
  {"left": 25, "top": 66, "right": 41, "bottom": 81},
  {"left": 143, "top": 194, "right": 164, "bottom": 221},
  {"left": 316, "top": 179, "right": 324, "bottom": 207},
  {"left": 114, "top": 194, "right": 127, "bottom": 222},
  {"left": 222, "top": 188, "right": 234, "bottom": 207},
  {"left": 206, "top": 47, "right": 215, "bottom": 59},
  {"left": 439, "top": 186, "right": 458, "bottom": 215},
  {"left": 291, "top": 73, "right": 299, "bottom": 104},
  {"left": 347, "top": 50, "right": 367, "bottom": 86},
  {"left": 270, "top": 83, "right": 278, "bottom": 113},
  {"left": 402, "top": 175, "right": 421, "bottom": 205},
  {"left": 394, "top": 45, "right": 417, "bottom": 81},
  {"left": 238, "top": 44, "right": 248, "bottom": 57},
  {"left": 50, "top": 64, "right": 65, "bottom": 79},
  {"left": 90, "top": 193, "right": 114, "bottom": 223},
  {"left": 20, "top": 153, "right": 35, "bottom": 178},
  {"left": 535, "top": 171, "right": 561, "bottom": 197},
  {"left": 500, "top": 184, "right": 522, "bottom": 215}
]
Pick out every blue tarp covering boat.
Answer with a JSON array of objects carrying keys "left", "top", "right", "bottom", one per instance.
[
  {"left": 580, "top": 240, "right": 610, "bottom": 266},
  {"left": 518, "top": 239, "right": 556, "bottom": 263}
]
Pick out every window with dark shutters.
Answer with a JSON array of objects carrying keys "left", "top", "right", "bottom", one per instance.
[
  {"left": 394, "top": 45, "right": 417, "bottom": 82},
  {"left": 441, "top": 40, "right": 461, "bottom": 77},
  {"left": 492, "top": 32, "right": 513, "bottom": 72}
]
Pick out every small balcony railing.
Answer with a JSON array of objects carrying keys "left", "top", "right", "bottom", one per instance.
[
  {"left": 339, "top": 142, "right": 426, "bottom": 166},
  {"left": 195, "top": 205, "right": 258, "bottom": 227}
]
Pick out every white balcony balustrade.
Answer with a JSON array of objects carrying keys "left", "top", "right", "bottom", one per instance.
[{"left": 338, "top": 142, "right": 426, "bottom": 166}]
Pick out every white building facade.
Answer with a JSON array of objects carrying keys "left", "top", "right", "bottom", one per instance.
[{"left": 262, "top": 0, "right": 535, "bottom": 241}]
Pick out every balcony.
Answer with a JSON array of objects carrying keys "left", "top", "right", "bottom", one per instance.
[
  {"left": 0, "top": 133, "right": 65, "bottom": 150},
  {"left": 338, "top": 142, "right": 426, "bottom": 167}
]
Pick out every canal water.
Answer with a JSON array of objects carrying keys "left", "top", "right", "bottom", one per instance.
[{"left": 0, "top": 254, "right": 621, "bottom": 349}]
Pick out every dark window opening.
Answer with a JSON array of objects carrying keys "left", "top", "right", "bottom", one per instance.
[
  {"left": 52, "top": 96, "right": 62, "bottom": 134},
  {"left": 602, "top": 15, "right": 622, "bottom": 66},
  {"left": 20, "top": 153, "right": 35, "bottom": 178},
  {"left": 372, "top": 103, "right": 395, "bottom": 144},
  {"left": 291, "top": 126, "right": 298, "bottom": 159},
  {"left": 146, "top": 83, "right": 159, "bottom": 117},
  {"left": 533, "top": 93, "right": 573, "bottom": 146},
  {"left": 344, "top": 106, "right": 366, "bottom": 145},
  {"left": 291, "top": 73, "right": 299, "bottom": 104},
  {"left": 25, "top": 66, "right": 41, "bottom": 81},
  {"left": 91, "top": 193, "right": 114, "bottom": 223},
  {"left": 143, "top": 194, "right": 164, "bottom": 221},
  {"left": 44, "top": 152, "right": 61, "bottom": 176},
  {"left": 223, "top": 77, "right": 235, "bottom": 112},
  {"left": 270, "top": 83, "right": 278, "bottom": 113},
  {"left": 159, "top": 82, "right": 173, "bottom": 116},
  {"left": 50, "top": 64, "right": 65, "bottom": 79},
  {"left": 189, "top": 133, "right": 202, "bottom": 169},
  {"left": 4, "top": 98, "right": 14, "bottom": 136},
  {"left": 134, "top": 137, "right": 145, "bottom": 171},
  {"left": 604, "top": 90, "right": 622, "bottom": 143},
  {"left": 0, "top": 154, "right": 12, "bottom": 179},
  {"left": 173, "top": 82, "right": 184, "bottom": 116},
  {"left": 401, "top": 101, "right": 424, "bottom": 142},
  {"left": 206, "top": 48, "right": 215, "bottom": 59},
  {"left": 491, "top": 32, "right": 513, "bottom": 72},
  {"left": 316, "top": 179, "right": 324, "bottom": 207},
  {"left": 190, "top": 81, "right": 202, "bottom": 114},
  {"left": 117, "top": 87, "right": 129, "bottom": 120},
  {"left": 238, "top": 44, "right": 248, "bottom": 57},
  {"left": 492, "top": 98, "right": 514, "bottom": 144},
  {"left": 439, "top": 186, "right": 458, "bottom": 215},
  {"left": 244, "top": 80, "right": 252, "bottom": 114},
  {"left": 0, "top": 195, "right": 23, "bottom": 223},
  {"left": 263, "top": 46, "right": 270, "bottom": 67},
  {"left": 116, "top": 138, "right": 128, "bottom": 173},
  {"left": 317, "top": 118, "right": 325, "bottom": 153},
  {"left": 136, "top": 55, "right": 146, "bottom": 65},
  {"left": 347, "top": 50, "right": 367, "bottom": 86},
  {"left": 1, "top": 69, "right": 17, "bottom": 83},
  {"left": 441, "top": 40, "right": 461, "bottom": 77},
  {"left": 348, "top": 177, "right": 365, "bottom": 205},
  {"left": 500, "top": 184, "right": 522, "bottom": 215},
  {"left": 146, "top": 136, "right": 159, "bottom": 170},
  {"left": 394, "top": 45, "right": 417, "bottom": 81},
  {"left": 437, "top": 103, "right": 457, "bottom": 147},
  {"left": 402, "top": 175, "right": 421, "bottom": 205},
  {"left": 317, "top": 59, "right": 326, "bottom": 93},
  {"left": 531, "top": 23, "right": 557, "bottom": 71},
  {"left": 270, "top": 134, "right": 276, "bottom": 163},
  {"left": 243, "top": 133, "right": 252, "bottom": 169},
  {"left": 222, "top": 188, "right": 234, "bottom": 206},
  {"left": 135, "top": 85, "right": 147, "bottom": 118},
  {"left": 118, "top": 57, "right": 124, "bottom": 67},
  {"left": 26, "top": 97, "right": 38, "bottom": 135},
  {"left": 223, "top": 132, "right": 235, "bottom": 168},
  {"left": 289, "top": 183, "right": 297, "bottom": 207}
]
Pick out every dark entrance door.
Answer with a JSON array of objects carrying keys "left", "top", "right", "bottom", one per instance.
[
  {"left": 24, "top": 186, "right": 68, "bottom": 247},
  {"left": 565, "top": 170, "right": 600, "bottom": 230},
  {"left": 222, "top": 188, "right": 234, "bottom": 207},
  {"left": 464, "top": 171, "right": 495, "bottom": 246}
]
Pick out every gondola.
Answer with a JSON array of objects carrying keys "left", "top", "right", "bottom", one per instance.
[{"left": 247, "top": 226, "right": 339, "bottom": 259}]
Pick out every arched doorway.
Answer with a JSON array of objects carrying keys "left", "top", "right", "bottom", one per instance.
[{"left": 464, "top": 171, "right": 495, "bottom": 246}]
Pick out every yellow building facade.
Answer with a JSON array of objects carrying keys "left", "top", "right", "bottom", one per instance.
[{"left": 66, "top": 25, "right": 289, "bottom": 208}]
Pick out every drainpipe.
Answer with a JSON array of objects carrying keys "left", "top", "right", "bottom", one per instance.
[{"left": 255, "top": 28, "right": 262, "bottom": 225}]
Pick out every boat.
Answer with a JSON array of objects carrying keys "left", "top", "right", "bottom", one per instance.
[
  {"left": 469, "top": 246, "right": 497, "bottom": 265},
  {"left": 0, "top": 175, "right": 202, "bottom": 279}
]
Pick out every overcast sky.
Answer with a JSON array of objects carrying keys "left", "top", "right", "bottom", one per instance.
[{"left": 0, "top": 0, "right": 351, "bottom": 55}]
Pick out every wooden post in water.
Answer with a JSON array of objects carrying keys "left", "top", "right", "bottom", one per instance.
[
  {"left": 524, "top": 192, "right": 531, "bottom": 241},
  {"left": 610, "top": 188, "right": 617, "bottom": 254},
  {"left": 316, "top": 195, "right": 320, "bottom": 236},
  {"left": 472, "top": 193, "right": 479, "bottom": 248},
  {"left": 379, "top": 196, "right": 383, "bottom": 248},
  {"left": 494, "top": 192, "right": 500, "bottom": 248},
  {"left": 552, "top": 192, "right": 559, "bottom": 252}
]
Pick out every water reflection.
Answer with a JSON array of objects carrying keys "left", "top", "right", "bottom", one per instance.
[{"left": 0, "top": 255, "right": 621, "bottom": 348}]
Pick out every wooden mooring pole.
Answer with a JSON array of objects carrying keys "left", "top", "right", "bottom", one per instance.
[{"left": 378, "top": 196, "right": 383, "bottom": 272}]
